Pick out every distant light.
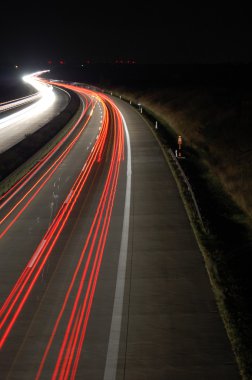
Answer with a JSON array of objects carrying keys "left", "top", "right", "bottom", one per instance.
[
  {"left": 59, "top": 60, "right": 64, "bottom": 65},
  {"left": 15, "top": 65, "right": 19, "bottom": 69},
  {"left": 48, "top": 60, "right": 52, "bottom": 65},
  {"left": 81, "top": 64, "right": 84, "bottom": 67}
]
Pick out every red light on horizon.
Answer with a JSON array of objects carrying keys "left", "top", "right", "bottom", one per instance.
[{"left": 115, "top": 58, "right": 136, "bottom": 64}]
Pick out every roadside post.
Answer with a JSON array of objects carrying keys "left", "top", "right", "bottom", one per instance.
[{"left": 178, "top": 135, "right": 182, "bottom": 158}]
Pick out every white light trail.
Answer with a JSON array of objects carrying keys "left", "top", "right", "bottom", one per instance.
[{"left": 0, "top": 70, "right": 55, "bottom": 130}]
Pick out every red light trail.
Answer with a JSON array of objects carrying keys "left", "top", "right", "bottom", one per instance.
[
  {"left": 0, "top": 83, "right": 126, "bottom": 380},
  {"left": 0, "top": 92, "right": 95, "bottom": 236},
  {"left": 0, "top": 91, "right": 92, "bottom": 208}
]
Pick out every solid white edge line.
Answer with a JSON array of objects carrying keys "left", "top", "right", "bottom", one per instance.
[{"left": 103, "top": 111, "right": 132, "bottom": 380}]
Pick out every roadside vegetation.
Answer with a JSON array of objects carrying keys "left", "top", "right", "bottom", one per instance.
[
  {"left": 119, "top": 86, "right": 252, "bottom": 218},
  {"left": 110, "top": 86, "right": 252, "bottom": 380}
]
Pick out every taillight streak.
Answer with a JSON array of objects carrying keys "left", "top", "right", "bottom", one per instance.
[
  {"left": 0, "top": 84, "right": 126, "bottom": 380},
  {"left": 0, "top": 94, "right": 92, "bottom": 207},
  {"left": 0, "top": 91, "right": 109, "bottom": 348},
  {"left": 0, "top": 100, "right": 97, "bottom": 236},
  {"left": 36, "top": 93, "right": 124, "bottom": 380}
]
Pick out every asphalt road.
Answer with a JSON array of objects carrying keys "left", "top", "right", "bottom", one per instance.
[
  {"left": 0, "top": 87, "right": 70, "bottom": 153},
  {"left": 0, "top": 85, "right": 240, "bottom": 380}
]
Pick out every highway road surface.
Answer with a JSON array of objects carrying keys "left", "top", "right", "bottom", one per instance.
[{"left": 0, "top": 81, "right": 240, "bottom": 379}]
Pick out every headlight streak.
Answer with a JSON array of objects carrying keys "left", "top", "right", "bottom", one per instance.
[
  {"left": 0, "top": 82, "right": 126, "bottom": 380},
  {"left": 0, "top": 72, "right": 55, "bottom": 130}
]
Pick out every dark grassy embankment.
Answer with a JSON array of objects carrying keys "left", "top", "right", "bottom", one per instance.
[{"left": 0, "top": 88, "right": 80, "bottom": 181}]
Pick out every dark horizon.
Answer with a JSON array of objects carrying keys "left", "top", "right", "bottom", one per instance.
[
  {"left": 2, "top": 61, "right": 252, "bottom": 103},
  {"left": 1, "top": 2, "right": 252, "bottom": 65}
]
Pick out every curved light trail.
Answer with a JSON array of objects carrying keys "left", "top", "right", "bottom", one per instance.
[
  {"left": 0, "top": 90, "right": 92, "bottom": 208},
  {"left": 0, "top": 83, "right": 128, "bottom": 380},
  {"left": 0, "top": 71, "right": 55, "bottom": 130},
  {"left": 0, "top": 93, "right": 95, "bottom": 236}
]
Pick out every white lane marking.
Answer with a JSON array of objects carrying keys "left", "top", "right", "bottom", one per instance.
[
  {"left": 28, "top": 239, "right": 47, "bottom": 268},
  {"left": 64, "top": 189, "right": 73, "bottom": 204},
  {"left": 103, "top": 111, "right": 132, "bottom": 380},
  {"left": 53, "top": 192, "right": 59, "bottom": 200},
  {"left": 65, "top": 175, "right": 71, "bottom": 183}
]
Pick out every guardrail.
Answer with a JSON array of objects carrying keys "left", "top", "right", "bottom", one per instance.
[
  {"left": 168, "top": 148, "right": 205, "bottom": 231},
  {"left": 105, "top": 89, "right": 206, "bottom": 231},
  {"left": 108, "top": 90, "right": 206, "bottom": 232}
]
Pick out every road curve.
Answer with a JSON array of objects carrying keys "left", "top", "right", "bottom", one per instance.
[
  {"left": 0, "top": 83, "right": 240, "bottom": 380},
  {"left": 0, "top": 85, "right": 128, "bottom": 379},
  {"left": 0, "top": 86, "right": 70, "bottom": 154}
]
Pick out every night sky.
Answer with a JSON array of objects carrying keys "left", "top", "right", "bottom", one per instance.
[{"left": 1, "top": 2, "right": 252, "bottom": 65}]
